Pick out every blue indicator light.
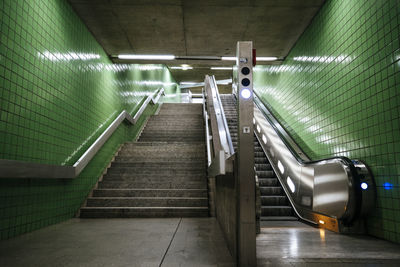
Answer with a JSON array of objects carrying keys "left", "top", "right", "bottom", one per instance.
[
  {"left": 361, "top": 182, "right": 368, "bottom": 190},
  {"left": 383, "top": 182, "right": 393, "bottom": 190}
]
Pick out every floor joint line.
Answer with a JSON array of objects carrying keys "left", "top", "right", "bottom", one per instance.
[{"left": 159, "top": 217, "right": 182, "bottom": 267}]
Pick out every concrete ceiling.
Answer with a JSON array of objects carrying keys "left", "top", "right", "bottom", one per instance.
[{"left": 68, "top": 0, "right": 325, "bottom": 86}]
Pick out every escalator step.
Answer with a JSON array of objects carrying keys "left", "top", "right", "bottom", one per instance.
[
  {"left": 256, "top": 170, "right": 275, "bottom": 178},
  {"left": 259, "top": 179, "right": 279, "bottom": 186},
  {"left": 221, "top": 94, "right": 297, "bottom": 221},
  {"left": 261, "top": 196, "right": 289, "bottom": 206},
  {"left": 260, "top": 186, "right": 283, "bottom": 195},
  {"left": 255, "top": 163, "right": 272, "bottom": 170},
  {"left": 260, "top": 216, "right": 298, "bottom": 221},
  {"left": 261, "top": 206, "right": 294, "bottom": 216}
]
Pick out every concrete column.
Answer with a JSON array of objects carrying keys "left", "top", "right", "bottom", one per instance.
[{"left": 236, "top": 41, "right": 256, "bottom": 266}]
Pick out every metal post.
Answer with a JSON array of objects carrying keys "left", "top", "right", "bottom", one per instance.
[{"left": 236, "top": 41, "right": 256, "bottom": 266}]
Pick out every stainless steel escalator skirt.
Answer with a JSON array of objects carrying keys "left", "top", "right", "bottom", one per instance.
[{"left": 253, "top": 94, "right": 375, "bottom": 229}]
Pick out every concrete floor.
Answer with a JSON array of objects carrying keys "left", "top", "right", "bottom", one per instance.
[
  {"left": 2, "top": 219, "right": 400, "bottom": 267},
  {"left": 0, "top": 218, "right": 235, "bottom": 267},
  {"left": 257, "top": 221, "right": 400, "bottom": 266}
]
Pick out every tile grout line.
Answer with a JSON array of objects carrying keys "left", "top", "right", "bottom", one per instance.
[{"left": 159, "top": 217, "right": 182, "bottom": 267}]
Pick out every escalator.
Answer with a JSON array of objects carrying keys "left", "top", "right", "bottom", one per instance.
[
  {"left": 220, "top": 95, "right": 296, "bottom": 221},
  {"left": 204, "top": 74, "right": 375, "bottom": 233},
  {"left": 202, "top": 42, "right": 376, "bottom": 266}
]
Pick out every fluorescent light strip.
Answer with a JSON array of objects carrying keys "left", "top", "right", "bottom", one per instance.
[
  {"left": 170, "top": 66, "right": 193, "bottom": 70},
  {"left": 118, "top": 54, "right": 175, "bottom": 60},
  {"left": 221, "top": 56, "right": 278, "bottom": 61},
  {"left": 221, "top": 56, "right": 236, "bottom": 61},
  {"left": 257, "top": 56, "right": 278, "bottom": 61},
  {"left": 210, "top": 67, "right": 233, "bottom": 70},
  {"left": 180, "top": 82, "right": 198, "bottom": 85}
]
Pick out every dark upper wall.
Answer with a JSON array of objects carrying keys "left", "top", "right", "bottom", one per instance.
[
  {"left": 0, "top": 0, "right": 178, "bottom": 239},
  {"left": 254, "top": 0, "right": 400, "bottom": 243}
]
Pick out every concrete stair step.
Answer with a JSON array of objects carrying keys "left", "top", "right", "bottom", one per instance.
[
  {"left": 122, "top": 142, "right": 205, "bottom": 150},
  {"left": 148, "top": 114, "right": 203, "bottom": 120},
  {"left": 109, "top": 161, "right": 206, "bottom": 169},
  {"left": 98, "top": 181, "right": 206, "bottom": 189},
  {"left": 139, "top": 136, "right": 205, "bottom": 142},
  {"left": 80, "top": 207, "right": 209, "bottom": 218},
  {"left": 92, "top": 189, "right": 207, "bottom": 198},
  {"left": 143, "top": 125, "right": 204, "bottom": 130},
  {"left": 114, "top": 156, "right": 205, "bottom": 162},
  {"left": 102, "top": 174, "right": 206, "bottom": 182},
  {"left": 117, "top": 149, "right": 205, "bottom": 157},
  {"left": 86, "top": 197, "right": 208, "bottom": 207},
  {"left": 105, "top": 171, "right": 205, "bottom": 179},
  {"left": 139, "top": 133, "right": 204, "bottom": 139},
  {"left": 142, "top": 128, "right": 204, "bottom": 133},
  {"left": 145, "top": 121, "right": 204, "bottom": 127}
]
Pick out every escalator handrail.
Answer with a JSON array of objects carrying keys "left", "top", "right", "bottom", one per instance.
[{"left": 253, "top": 91, "right": 356, "bottom": 167}]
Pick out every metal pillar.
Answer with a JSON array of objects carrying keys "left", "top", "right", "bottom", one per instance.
[{"left": 236, "top": 41, "right": 256, "bottom": 266}]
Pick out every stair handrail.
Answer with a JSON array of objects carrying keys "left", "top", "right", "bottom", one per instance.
[
  {"left": 252, "top": 91, "right": 375, "bottom": 230},
  {"left": 204, "top": 75, "right": 235, "bottom": 176},
  {"left": 206, "top": 75, "right": 234, "bottom": 157},
  {"left": 0, "top": 88, "right": 165, "bottom": 179},
  {"left": 202, "top": 88, "right": 212, "bottom": 167}
]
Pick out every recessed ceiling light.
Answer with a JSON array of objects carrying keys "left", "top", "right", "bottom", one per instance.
[{"left": 118, "top": 54, "right": 175, "bottom": 60}]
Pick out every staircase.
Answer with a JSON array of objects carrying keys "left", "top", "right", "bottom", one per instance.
[
  {"left": 219, "top": 95, "right": 296, "bottom": 221},
  {"left": 80, "top": 103, "right": 208, "bottom": 218}
]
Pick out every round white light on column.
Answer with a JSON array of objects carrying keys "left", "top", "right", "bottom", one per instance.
[
  {"left": 361, "top": 182, "right": 368, "bottom": 190},
  {"left": 240, "top": 88, "right": 251, "bottom": 99}
]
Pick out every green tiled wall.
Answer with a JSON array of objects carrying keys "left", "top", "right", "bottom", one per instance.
[
  {"left": 254, "top": 0, "right": 400, "bottom": 242},
  {"left": 0, "top": 0, "right": 178, "bottom": 239}
]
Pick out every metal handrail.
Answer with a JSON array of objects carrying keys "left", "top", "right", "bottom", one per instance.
[
  {"left": 208, "top": 76, "right": 234, "bottom": 157},
  {"left": 252, "top": 91, "right": 375, "bottom": 229},
  {"left": 211, "top": 76, "right": 235, "bottom": 156},
  {"left": 204, "top": 75, "right": 235, "bottom": 176},
  {"left": 202, "top": 89, "right": 212, "bottom": 167},
  {"left": 0, "top": 88, "right": 164, "bottom": 179}
]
